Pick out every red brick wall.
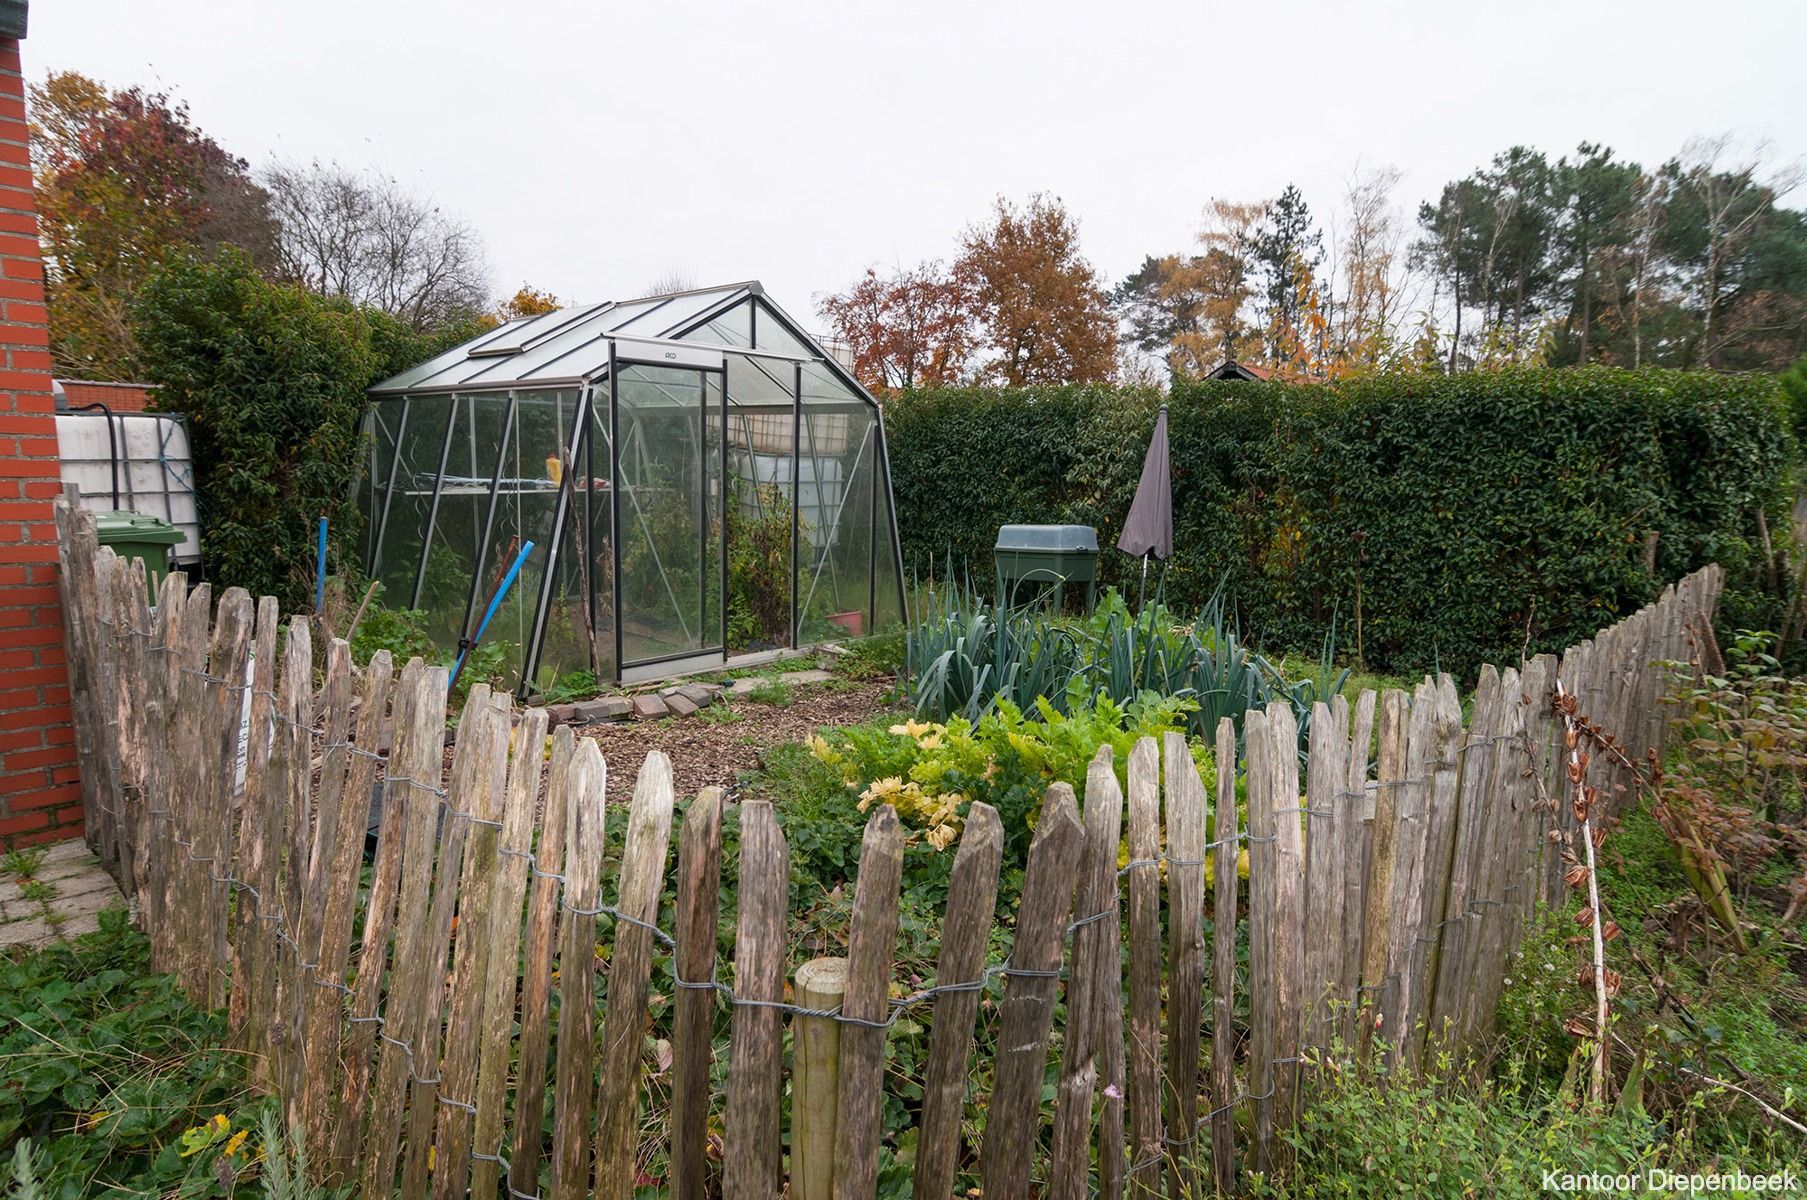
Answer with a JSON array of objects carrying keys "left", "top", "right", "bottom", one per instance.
[
  {"left": 59, "top": 380, "right": 157, "bottom": 413},
  {"left": 0, "top": 38, "right": 81, "bottom": 848}
]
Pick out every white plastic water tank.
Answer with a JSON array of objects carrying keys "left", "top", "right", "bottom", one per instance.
[{"left": 55, "top": 411, "right": 202, "bottom": 566}]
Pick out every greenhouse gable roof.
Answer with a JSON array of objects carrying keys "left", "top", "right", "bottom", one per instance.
[{"left": 368, "top": 281, "right": 854, "bottom": 397}]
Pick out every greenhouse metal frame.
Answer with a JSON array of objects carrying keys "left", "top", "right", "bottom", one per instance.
[{"left": 361, "top": 282, "right": 907, "bottom": 697}]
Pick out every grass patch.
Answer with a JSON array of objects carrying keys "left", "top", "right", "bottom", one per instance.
[
  {"left": 695, "top": 702, "right": 744, "bottom": 725},
  {"left": 741, "top": 677, "right": 795, "bottom": 707},
  {"left": 2, "top": 846, "right": 46, "bottom": 879}
]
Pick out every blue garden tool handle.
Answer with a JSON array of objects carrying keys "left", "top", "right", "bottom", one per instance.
[
  {"left": 314, "top": 516, "right": 329, "bottom": 611},
  {"left": 451, "top": 540, "right": 535, "bottom": 688}
]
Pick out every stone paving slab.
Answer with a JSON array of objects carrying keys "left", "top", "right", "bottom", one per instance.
[
  {"left": 631, "top": 693, "right": 669, "bottom": 720},
  {"left": 727, "top": 668, "right": 834, "bottom": 696},
  {"left": 0, "top": 839, "right": 127, "bottom": 951}
]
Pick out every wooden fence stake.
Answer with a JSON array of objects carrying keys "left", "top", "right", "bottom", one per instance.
[
  {"left": 335, "top": 659, "right": 444, "bottom": 1174},
  {"left": 1428, "top": 668, "right": 1501, "bottom": 1052},
  {"left": 167, "top": 581, "right": 212, "bottom": 1000},
  {"left": 980, "top": 783, "right": 1083, "bottom": 1200},
  {"left": 1163, "top": 730, "right": 1207, "bottom": 1198},
  {"left": 549, "top": 736, "right": 607, "bottom": 1200},
  {"left": 272, "top": 614, "right": 311, "bottom": 1107},
  {"left": 912, "top": 801, "right": 1002, "bottom": 1200},
  {"left": 1125, "top": 736, "right": 1163, "bottom": 1199},
  {"left": 1336, "top": 690, "right": 1376, "bottom": 1048},
  {"left": 670, "top": 786, "right": 724, "bottom": 1200},
  {"left": 140, "top": 569, "right": 183, "bottom": 970},
  {"left": 1302, "top": 696, "right": 1349, "bottom": 1056},
  {"left": 1357, "top": 689, "right": 1408, "bottom": 1060},
  {"left": 793, "top": 956, "right": 849, "bottom": 1200},
  {"left": 228, "top": 595, "right": 278, "bottom": 1053},
  {"left": 470, "top": 705, "right": 548, "bottom": 1200},
  {"left": 1247, "top": 708, "right": 1278, "bottom": 1174},
  {"left": 301, "top": 647, "right": 392, "bottom": 1169},
  {"left": 200, "top": 588, "right": 253, "bottom": 1011},
  {"left": 1407, "top": 675, "right": 1463, "bottom": 1071},
  {"left": 1049, "top": 748, "right": 1125, "bottom": 1200},
  {"left": 430, "top": 687, "right": 514, "bottom": 1200},
  {"left": 724, "top": 798, "right": 790, "bottom": 1200},
  {"left": 833, "top": 803, "right": 905, "bottom": 1200},
  {"left": 510, "top": 727, "right": 578, "bottom": 1199},
  {"left": 1382, "top": 682, "right": 1436, "bottom": 1069},
  {"left": 594, "top": 751, "right": 679, "bottom": 1200},
  {"left": 1211, "top": 717, "right": 1240, "bottom": 1195}
]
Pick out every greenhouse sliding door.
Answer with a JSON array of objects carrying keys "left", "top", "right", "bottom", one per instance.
[{"left": 611, "top": 342, "right": 727, "bottom": 679}]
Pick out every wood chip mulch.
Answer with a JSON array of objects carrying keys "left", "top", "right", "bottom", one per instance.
[{"left": 571, "top": 680, "right": 901, "bottom": 799}]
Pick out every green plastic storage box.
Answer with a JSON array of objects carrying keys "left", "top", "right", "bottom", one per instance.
[{"left": 994, "top": 523, "right": 1099, "bottom": 612}]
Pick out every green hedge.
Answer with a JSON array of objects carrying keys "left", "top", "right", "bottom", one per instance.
[
  {"left": 884, "top": 368, "right": 1795, "bottom": 680},
  {"left": 132, "top": 252, "right": 481, "bottom": 612}
]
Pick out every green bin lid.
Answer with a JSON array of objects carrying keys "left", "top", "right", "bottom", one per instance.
[{"left": 93, "top": 510, "right": 185, "bottom": 544}]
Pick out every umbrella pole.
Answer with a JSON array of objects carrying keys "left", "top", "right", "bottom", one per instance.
[{"left": 1138, "top": 553, "right": 1149, "bottom": 612}]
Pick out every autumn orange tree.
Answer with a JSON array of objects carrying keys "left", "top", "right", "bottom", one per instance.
[
  {"left": 499, "top": 284, "right": 562, "bottom": 321},
  {"left": 1113, "top": 199, "right": 1270, "bottom": 379},
  {"left": 32, "top": 71, "right": 276, "bottom": 377},
  {"left": 955, "top": 194, "right": 1117, "bottom": 385},
  {"left": 816, "top": 262, "right": 975, "bottom": 392}
]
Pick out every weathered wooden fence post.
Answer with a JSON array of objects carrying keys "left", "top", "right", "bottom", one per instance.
[
  {"left": 1162, "top": 730, "right": 1207, "bottom": 1197},
  {"left": 793, "top": 956, "right": 849, "bottom": 1200},
  {"left": 670, "top": 786, "right": 724, "bottom": 1200},
  {"left": 548, "top": 735, "right": 606, "bottom": 1200},
  {"left": 980, "top": 783, "right": 1082, "bottom": 1199},
  {"left": 594, "top": 751, "right": 679, "bottom": 1200},
  {"left": 912, "top": 801, "right": 1003, "bottom": 1200},
  {"left": 1049, "top": 748, "right": 1125, "bottom": 1200},
  {"left": 1211, "top": 716, "right": 1241, "bottom": 1195},
  {"left": 724, "top": 798, "right": 789, "bottom": 1200}
]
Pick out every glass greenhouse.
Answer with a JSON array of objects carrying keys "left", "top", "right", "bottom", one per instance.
[{"left": 360, "top": 282, "right": 907, "bottom": 696}]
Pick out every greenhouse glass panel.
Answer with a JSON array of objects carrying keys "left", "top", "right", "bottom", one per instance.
[
  {"left": 359, "top": 404, "right": 401, "bottom": 568},
  {"left": 467, "top": 389, "right": 579, "bottom": 689},
  {"left": 374, "top": 395, "right": 454, "bottom": 610},
  {"left": 611, "top": 288, "right": 739, "bottom": 337},
  {"left": 797, "top": 396, "right": 879, "bottom": 643},
  {"left": 413, "top": 395, "right": 497, "bottom": 642},
  {"left": 751, "top": 300, "right": 814, "bottom": 358},
  {"left": 462, "top": 311, "right": 618, "bottom": 386},
  {"left": 580, "top": 398, "right": 615, "bottom": 683},
  {"left": 871, "top": 444, "right": 906, "bottom": 633},
  {"left": 376, "top": 324, "right": 517, "bottom": 392},
  {"left": 615, "top": 363, "right": 722, "bottom": 668},
  {"left": 686, "top": 298, "right": 754, "bottom": 350},
  {"left": 724, "top": 350, "right": 795, "bottom": 652}
]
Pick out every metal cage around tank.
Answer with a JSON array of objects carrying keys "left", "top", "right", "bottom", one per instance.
[{"left": 360, "top": 281, "right": 908, "bottom": 697}]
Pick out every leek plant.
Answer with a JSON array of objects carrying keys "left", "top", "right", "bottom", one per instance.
[{"left": 905, "top": 575, "right": 1348, "bottom": 755}]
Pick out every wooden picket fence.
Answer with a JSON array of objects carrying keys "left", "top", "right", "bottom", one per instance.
[{"left": 51, "top": 488, "right": 1722, "bottom": 1198}]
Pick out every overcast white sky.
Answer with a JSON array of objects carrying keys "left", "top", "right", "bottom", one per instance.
[{"left": 32, "top": 0, "right": 1807, "bottom": 321}]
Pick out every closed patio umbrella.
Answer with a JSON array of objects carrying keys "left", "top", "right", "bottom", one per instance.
[{"left": 1117, "top": 404, "right": 1172, "bottom": 607}]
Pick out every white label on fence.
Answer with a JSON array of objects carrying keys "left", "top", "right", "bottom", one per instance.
[{"left": 234, "top": 648, "right": 254, "bottom": 795}]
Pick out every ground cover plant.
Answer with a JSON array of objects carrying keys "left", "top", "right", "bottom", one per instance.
[{"left": 0, "top": 912, "right": 336, "bottom": 1199}]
